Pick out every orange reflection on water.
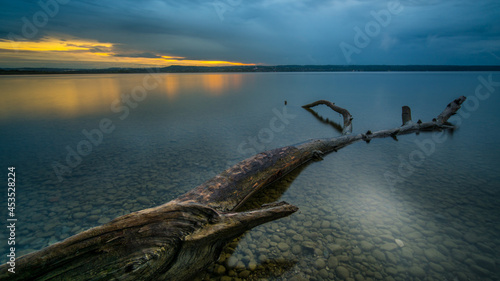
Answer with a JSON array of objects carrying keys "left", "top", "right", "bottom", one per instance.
[
  {"left": 163, "top": 75, "right": 180, "bottom": 100},
  {"left": 0, "top": 76, "right": 121, "bottom": 119},
  {"left": 162, "top": 73, "right": 244, "bottom": 99},
  {"left": 203, "top": 74, "right": 243, "bottom": 96},
  {"left": 0, "top": 73, "right": 247, "bottom": 120}
]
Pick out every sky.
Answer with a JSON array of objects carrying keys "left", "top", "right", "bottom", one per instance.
[{"left": 0, "top": 0, "right": 499, "bottom": 68}]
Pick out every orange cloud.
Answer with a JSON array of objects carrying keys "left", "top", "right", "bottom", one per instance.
[
  {"left": 0, "top": 36, "right": 255, "bottom": 68},
  {"left": 0, "top": 37, "right": 113, "bottom": 52}
]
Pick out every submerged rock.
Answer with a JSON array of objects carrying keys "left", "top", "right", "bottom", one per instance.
[
  {"left": 380, "top": 243, "right": 398, "bottom": 251},
  {"left": 472, "top": 254, "right": 496, "bottom": 272},
  {"left": 328, "top": 256, "right": 339, "bottom": 268},
  {"left": 278, "top": 242, "right": 289, "bottom": 251},
  {"left": 408, "top": 265, "right": 426, "bottom": 278},
  {"left": 424, "top": 248, "right": 447, "bottom": 262},
  {"left": 314, "top": 258, "right": 326, "bottom": 269},
  {"left": 335, "top": 266, "right": 349, "bottom": 280},
  {"left": 73, "top": 212, "right": 86, "bottom": 219},
  {"left": 372, "top": 249, "right": 386, "bottom": 262},
  {"left": 394, "top": 239, "right": 404, "bottom": 247},
  {"left": 359, "top": 241, "right": 374, "bottom": 251}
]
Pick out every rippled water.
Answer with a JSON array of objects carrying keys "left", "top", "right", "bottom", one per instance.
[{"left": 1, "top": 72, "right": 499, "bottom": 280}]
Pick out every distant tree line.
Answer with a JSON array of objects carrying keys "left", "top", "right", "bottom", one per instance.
[{"left": 1, "top": 65, "right": 499, "bottom": 75}]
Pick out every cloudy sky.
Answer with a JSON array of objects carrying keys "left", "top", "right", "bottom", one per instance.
[{"left": 0, "top": 0, "right": 499, "bottom": 68}]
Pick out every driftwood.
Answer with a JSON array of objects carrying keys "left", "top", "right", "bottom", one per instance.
[
  {"left": 303, "top": 100, "right": 353, "bottom": 134},
  {"left": 402, "top": 106, "right": 412, "bottom": 125},
  {"left": 0, "top": 96, "right": 466, "bottom": 280}
]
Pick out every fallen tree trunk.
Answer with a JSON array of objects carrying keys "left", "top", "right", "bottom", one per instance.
[{"left": 0, "top": 96, "right": 466, "bottom": 281}]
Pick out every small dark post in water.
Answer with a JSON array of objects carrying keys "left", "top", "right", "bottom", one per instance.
[
  {"left": 284, "top": 100, "right": 287, "bottom": 105},
  {"left": 402, "top": 106, "right": 412, "bottom": 125}
]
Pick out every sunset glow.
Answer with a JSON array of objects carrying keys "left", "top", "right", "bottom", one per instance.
[
  {"left": 163, "top": 73, "right": 244, "bottom": 99},
  {"left": 0, "top": 38, "right": 113, "bottom": 52},
  {"left": 0, "top": 76, "right": 121, "bottom": 118},
  {"left": 0, "top": 73, "right": 246, "bottom": 119},
  {"left": 0, "top": 37, "right": 255, "bottom": 68}
]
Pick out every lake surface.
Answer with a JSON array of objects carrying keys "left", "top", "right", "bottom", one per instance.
[{"left": 1, "top": 72, "right": 499, "bottom": 280}]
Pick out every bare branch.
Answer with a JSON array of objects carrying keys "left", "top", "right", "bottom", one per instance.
[
  {"left": 437, "top": 96, "right": 466, "bottom": 124},
  {"left": 302, "top": 100, "right": 353, "bottom": 134},
  {"left": 297, "top": 96, "right": 466, "bottom": 155}
]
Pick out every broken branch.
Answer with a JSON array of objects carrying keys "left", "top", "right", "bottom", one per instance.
[
  {"left": 402, "top": 105, "right": 412, "bottom": 125},
  {"left": 302, "top": 100, "right": 353, "bottom": 134}
]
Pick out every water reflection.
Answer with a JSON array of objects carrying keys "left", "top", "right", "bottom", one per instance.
[
  {"left": 0, "top": 75, "right": 120, "bottom": 119},
  {"left": 163, "top": 73, "right": 244, "bottom": 98},
  {"left": 304, "top": 107, "right": 344, "bottom": 134},
  {"left": 164, "top": 74, "right": 181, "bottom": 100},
  {"left": 0, "top": 73, "right": 245, "bottom": 120},
  {"left": 202, "top": 73, "right": 243, "bottom": 96}
]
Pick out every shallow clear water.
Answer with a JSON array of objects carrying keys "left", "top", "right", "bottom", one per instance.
[{"left": 1, "top": 72, "right": 499, "bottom": 280}]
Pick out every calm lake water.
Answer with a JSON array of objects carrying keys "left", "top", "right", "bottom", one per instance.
[{"left": 1, "top": 72, "right": 499, "bottom": 280}]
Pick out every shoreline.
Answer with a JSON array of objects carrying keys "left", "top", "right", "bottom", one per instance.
[{"left": 1, "top": 65, "right": 500, "bottom": 75}]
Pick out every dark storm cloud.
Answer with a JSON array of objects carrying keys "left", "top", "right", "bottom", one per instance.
[{"left": 0, "top": 0, "right": 499, "bottom": 66}]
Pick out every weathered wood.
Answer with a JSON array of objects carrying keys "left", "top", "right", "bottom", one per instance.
[
  {"left": 402, "top": 106, "right": 412, "bottom": 125},
  {"left": 175, "top": 146, "right": 313, "bottom": 212},
  {"left": 437, "top": 96, "right": 466, "bottom": 124},
  {"left": 0, "top": 96, "right": 466, "bottom": 281},
  {"left": 302, "top": 100, "right": 353, "bottom": 134},
  {"left": 297, "top": 96, "right": 466, "bottom": 156},
  {"left": 2, "top": 201, "right": 297, "bottom": 281}
]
